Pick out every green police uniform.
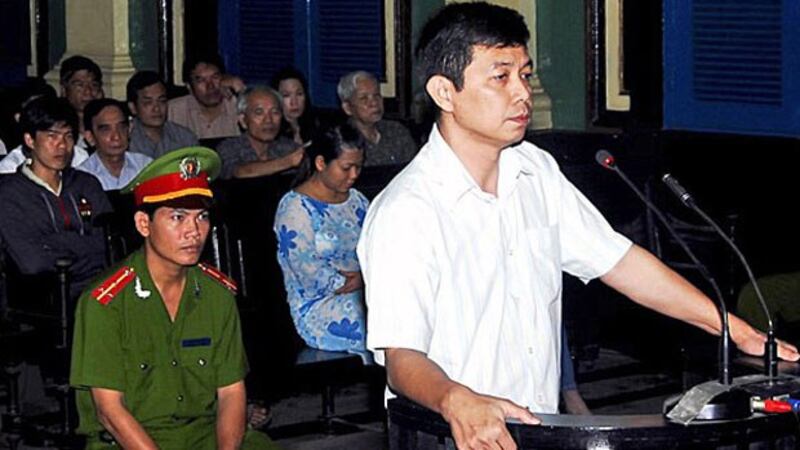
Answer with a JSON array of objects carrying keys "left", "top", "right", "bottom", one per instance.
[
  {"left": 71, "top": 249, "right": 248, "bottom": 449},
  {"left": 69, "top": 147, "right": 278, "bottom": 449}
]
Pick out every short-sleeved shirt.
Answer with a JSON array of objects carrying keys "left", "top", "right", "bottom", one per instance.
[
  {"left": 70, "top": 249, "right": 249, "bottom": 449},
  {"left": 217, "top": 134, "right": 298, "bottom": 179},
  {"left": 168, "top": 95, "right": 240, "bottom": 140},
  {"left": 360, "top": 119, "right": 418, "bottom": 167},
  {"left": 128, "top": 118, "right": 199, "bottom": 159},
  {"left": 76, "top": 151, "right": 153, "bottom": 191},
  {"left": 357, "top": 124, "right": 632, "bottom": 413}
]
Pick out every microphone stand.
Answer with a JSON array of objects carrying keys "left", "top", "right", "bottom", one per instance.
[
  {"left": 596, "top": 151, "right": 750, "bottom": 423},
  {"left": 662, "top": 174, "right": 779, "bottom": 379}
]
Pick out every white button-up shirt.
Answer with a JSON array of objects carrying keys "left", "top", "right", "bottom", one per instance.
[
  {"left": 77, "top": 151, "right": 152, "bottom": 191},
  {"left": 357, "top": 125, "right": 632, "bottom": 413}
]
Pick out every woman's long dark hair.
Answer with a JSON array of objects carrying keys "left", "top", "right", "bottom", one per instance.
[
  {"left": 292, "top": 122, "right": 367, "bottom": 188},
  {"left": 271, "top": 67, "right": 319, "bottom": 143}
]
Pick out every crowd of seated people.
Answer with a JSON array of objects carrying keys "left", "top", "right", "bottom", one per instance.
[{"left": 0, "top": 50, "right": 601, "bottom": 441}]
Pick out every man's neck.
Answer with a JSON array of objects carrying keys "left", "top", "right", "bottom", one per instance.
[
  {"left": 144, "top": 246, "right": 188, "bottom": 321},
  {"left": 247, "top": 134, "right": 271, "bottom": 158},
  {"left": 437, "top": 119, "right": 501, "bottom": 195},
  {"left": 30, "top": 162, "right": 62, "bottom": 192},
  {"left": 97, "top": 151, "right": 126, "bottom": 177},
  {"left": 353, "top": 119, "right": 380, "bottom": 144},
  {"left": 196, "top": 98, "right": 224, "bottom": 121},
  {"left": 139, "top": 120, "right": 164, "bottom": 144}
]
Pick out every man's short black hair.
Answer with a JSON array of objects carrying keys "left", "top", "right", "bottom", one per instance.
[
  {"left": 19, "top": 97, "right": 79, "bottom": 145},
  {"left": 182, "top": 54, "right": 226, "bottom": 85},
  {"left": 83, "top": 98, "right": 130, "bottom": 132},
  {"left": 415, "top": 2, "right": 529, "bottom": 91},
  {"left": 126, "top": 71, "right": 165, "bottom": 103},
  {"left": 60, "top": 55, "right": 103, "bottom": 85}
]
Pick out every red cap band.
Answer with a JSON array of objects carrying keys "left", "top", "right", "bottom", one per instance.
[{"left": 133, "top": 171, "right": 212, "bottom": 206}]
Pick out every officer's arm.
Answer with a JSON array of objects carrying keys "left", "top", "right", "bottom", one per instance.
[
  {"left": 216, "top": 380, "right": 246, "bottom": 450},
  {"left": 91, "top": 387, "right": 159, "bottom": 450}
]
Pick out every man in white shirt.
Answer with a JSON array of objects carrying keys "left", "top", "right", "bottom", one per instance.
[
  {"left": 77, "top": 99, "right": 152, "bottom": 191},
  {"left": 356, "top": 3, "right": 799, "bottom": 450}
]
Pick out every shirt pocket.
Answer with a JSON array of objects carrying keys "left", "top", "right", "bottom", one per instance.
[
  {"left": 180, "top": 342, "right": 218, "bottom": 394},
  {"left": 523, "top": 225, "right": 562, "bottom": 306}
]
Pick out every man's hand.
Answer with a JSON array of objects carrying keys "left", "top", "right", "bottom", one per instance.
[
  {"left": 729, "top": 314, "right": 799, "bottom": 361},
  {"left": 283, "top": 147, "right": 305, "bottom": 168},
  {"left": 441, "top": 385, "right": 539, "bottom": 450},
  {"left": 335, "top": 270, "right": 363, "bottom": 294},
  {"left": 221, "top": 75, "right": 246, "bottom": 98}
]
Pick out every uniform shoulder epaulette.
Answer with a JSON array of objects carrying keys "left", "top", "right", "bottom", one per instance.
[
  {"left": 198, "top": 263, "right": 238, "bottom": 294},
  {"left": 91, "top": 266, "right": 135, "bottom": 306}
]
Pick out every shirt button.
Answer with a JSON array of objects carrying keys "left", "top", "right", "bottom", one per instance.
[
  {"left": 139, "top": 363, "right": 148, "bottom": 370},
  {"left": 171, "top": 359, "right": 178, "bottom": 367},
  {"left": 198, "top": 358, "right": 206, "bottom": 366},
  {"left": 176, "top": 394, "right": 184, "bottom": 402},
  {"left": 537, "top": 394, "right": 544, "bottom": 403},
  {"left": 528, "top": 347, "right": 533, "bottom": 355}
]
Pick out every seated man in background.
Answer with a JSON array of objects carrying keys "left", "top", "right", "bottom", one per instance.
[
  {"left": 169, "top": 54, "right": 242, "bottom": 140},
  {"left": 337, "top": 70, "right": 417, "bottom": 166},
  {"left": 60, "top": 55, "right": 105, "bottom": 135},
  {"left": 127, "top": 71, "right": 199, "bottom": 158},
  {"left": 218, "top": 85, "right": 304, "bottom": 179},
  {"left": 78, "top": 99, "right": 152, "bottom": 191},
  {"left": 70, "top": 147, "right": 276, "bottom": 449},
  {"left": 0, "top": 80, "right": 89, "bottom": 174},
  {"left": 0, "top": 96, "right": 110, "bottom": 301}
]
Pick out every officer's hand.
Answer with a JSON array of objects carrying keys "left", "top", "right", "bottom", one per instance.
[
  {"left": 729, "top": 313, "right": 799, "bottom": 361},
  {"left": 442, "top": 385, "right": 539, "bottom": 450}
]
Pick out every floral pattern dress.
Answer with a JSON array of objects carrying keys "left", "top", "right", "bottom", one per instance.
[{"left": 274, "top": 189, "right": 370, "bottom": 361}]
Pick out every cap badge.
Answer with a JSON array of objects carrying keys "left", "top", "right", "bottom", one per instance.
[{"left": 179, "top": 157, "right": 201, "bottom": 180}]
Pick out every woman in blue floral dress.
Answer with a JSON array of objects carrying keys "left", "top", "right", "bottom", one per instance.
[{"left": 274, "top": 123, "right": 370, "bottom": 361}]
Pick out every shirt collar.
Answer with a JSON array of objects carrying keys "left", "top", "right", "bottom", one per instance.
[
  {"left": 425, "top": 124, "right": 534, "bottom": 208},
  {"left": 21, "top": 162, "right": 62, "bottom": 195}
]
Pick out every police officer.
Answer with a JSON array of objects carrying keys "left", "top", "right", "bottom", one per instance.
[{"left": 70, "top": 147, "right": 276, "bottom": 449}]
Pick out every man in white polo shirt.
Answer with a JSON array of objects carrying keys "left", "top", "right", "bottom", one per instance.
[{"left": 356, "top": 3, "right": 799, "bottom": 450}]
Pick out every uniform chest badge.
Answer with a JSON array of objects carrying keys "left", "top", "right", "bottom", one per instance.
[{"left": 134, "top": 277, "right": 151, "bottom": 299}]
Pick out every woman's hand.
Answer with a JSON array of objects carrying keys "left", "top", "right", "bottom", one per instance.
[{"left": 335, "top": 270, "right": 363, "bottom": 294}]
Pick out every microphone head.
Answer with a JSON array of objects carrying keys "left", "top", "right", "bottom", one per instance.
[{"left": 595, "top": 150, "right": 616, "bottom": 169}]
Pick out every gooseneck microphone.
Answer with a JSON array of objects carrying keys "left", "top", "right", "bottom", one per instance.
[
  {"left": 596, "top": 150, "right": 732, "bottom": 384},
  {"left": 662, "top": 173, "right": 778, "bottom": 378}
]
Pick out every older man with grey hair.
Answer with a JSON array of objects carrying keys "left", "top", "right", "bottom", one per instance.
[
  {"left": 217, "top": 85, "right": 304, "bottom": 179},
  {"left": 338, "top": 70, "right": 417, "bottom": 166}
]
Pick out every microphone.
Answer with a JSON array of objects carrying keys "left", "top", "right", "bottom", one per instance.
[
  {"left": 595, "top": 150, "right": 732, "bottom": 384},
  {"left": 661, "top": 174, "right": 778, "bottom": 378}
]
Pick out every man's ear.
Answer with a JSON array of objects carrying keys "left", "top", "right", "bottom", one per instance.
[
  {"left": 127, "top": 101, "right": 138, "bottom": 117},
  {"left": 425, "top": 75, "right": 456, "bottom": 114},
  {"left": 134, "top": 211, "right": 151, "bottom": 238},
  {"left": 83, "top": 130, "right": 96, "bottom": 147},
  {"left": 237, "top": 113, "right": 247, "bottom": 131},
  {"left": 314, "top": 155, "right": 326, "bottom": 173},
  {"left": 341, "top": 101, "right": 353, "bottom": 117},
  {"left": 23, "top": 133, "right": 35, "bottom": 150}
]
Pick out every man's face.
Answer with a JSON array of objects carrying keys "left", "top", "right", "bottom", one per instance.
[
  {"left": 62, "top": 69, "right": 103, "bottom": 113},
  {"left": 446, "top": 45, "right": 533, "bottom": 149},
  {"left": 343, "top": 77, "right": 383, "bottom": 127},
  {"left": 130, "top": 82, "right": 168, "bottom": 128},
  {"left": 86, "top": 106, "right": 130, "bottom": 158},
  {"left": 137, "top": 207, "right": 210, "bottom": 268},
  {"left": 239, "top": 92, "right": 282, "bottom": 144},
  {"left": 315, "top": 147, "right": 364, "bottom": 194},
  {"left": 189, "top": 63, "right": 224, "bottom": 108},
  {"left": 23, "top": 122, "right": 75, "bottom": 172}
]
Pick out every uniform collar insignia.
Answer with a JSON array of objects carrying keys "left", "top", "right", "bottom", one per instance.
[{"left": 134, "top": 276, "right": 151, "bottom": 299}]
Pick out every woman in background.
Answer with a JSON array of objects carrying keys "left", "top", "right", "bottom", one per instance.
[
  {"left": 271, "top": 67, "right": 320, "bottom": 145},
  {"left": 273, "top": 123, "right": 370, "bottom": 361}
]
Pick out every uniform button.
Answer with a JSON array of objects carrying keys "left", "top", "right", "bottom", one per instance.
[
  {"left": 171, "top": 359, "right": 178, "bottom": 367},
  {"left": 176, "top": 394, "right": 184, "bottom": 402},
  {"left": 139, "top": 363, "right": 148, "bottom": 370},
  {"left": 198, "top": 358, "right": 206, "bottom": 366}
]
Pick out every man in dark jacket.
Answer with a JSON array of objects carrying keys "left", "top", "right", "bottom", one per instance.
[{"left": 0, "top": 96, "right": 111, "bottom": 301}]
